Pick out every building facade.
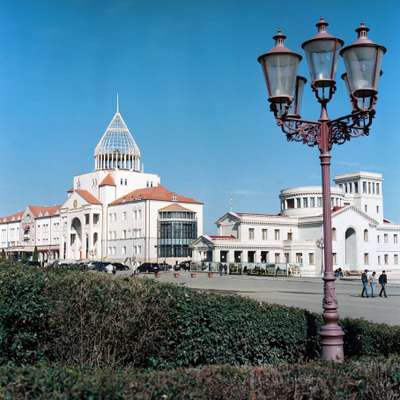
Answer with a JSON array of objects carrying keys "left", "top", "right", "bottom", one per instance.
[
  {"left": 192, "top": 172, "right": 400, "bottom": 277},
  {"left": 0, "top": 105, "right": 203, "bottom": 264}
]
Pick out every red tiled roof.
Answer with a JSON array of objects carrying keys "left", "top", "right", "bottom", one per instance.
[
  {"left": 159, "top": 203, "right": 192, "bottom": 212},
  {"left": 74, "top": 190, "right": 102, "bottom": 205},
  {"left": 28, "top": 205, "right": 61, "bottom": 218},
  {"left": 0, "top": 210, "right": 24, "bottom": 224},
  {"left": 209, "top": 235, "right": 236, "bottom": 240},
  {"left": 111, "top": 185, "right": 202, "bottom": 206},
  {"left": 99, "top": 173, "right": 116, "bottom": 187},
  {"left": 383, "top": 218, "right": 392, "bottom": 224}
]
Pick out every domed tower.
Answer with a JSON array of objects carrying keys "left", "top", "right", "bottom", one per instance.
[{"left": 94, "top": 97, "right": 141, "bottom": 172}]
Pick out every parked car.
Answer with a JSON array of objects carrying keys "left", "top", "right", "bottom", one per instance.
[
  {"left": 92, "top": 261, "right": 110, "bottom": 272},
  {"left": 24, "top": 260, "right": 41, "bottom": 267},
  {"left": 112, "top": 262, "right": 130, "bottom": 271},
  {"left": 137, "top": 263, "right": 160, "bottom": 273}
]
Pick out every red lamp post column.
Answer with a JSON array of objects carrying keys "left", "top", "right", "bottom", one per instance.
[
  {"left": 257, "top": 19, "right": 386, "bottom": 362},
  {"left": 318, "top": 107, "right": 344, "bottom": 361}
]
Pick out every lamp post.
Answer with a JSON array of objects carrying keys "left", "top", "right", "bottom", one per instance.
[{"left": 257, "top": 18, "right": 386, "bottom": 362}]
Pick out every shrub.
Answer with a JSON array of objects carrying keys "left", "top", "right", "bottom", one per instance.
[
  {"left": 0, "top": 357, "right": 399, "bottom": 399},
  {"left": 0, "top": 265, "right": 399, "bottom": 370}
]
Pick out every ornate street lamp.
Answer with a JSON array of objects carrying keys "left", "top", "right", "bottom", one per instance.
[{"left": 257, "top": 19, "right": 385, "bottom": 362}]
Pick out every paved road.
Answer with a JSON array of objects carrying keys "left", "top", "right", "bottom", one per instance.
[{"left": 148, "top": 272, "right": 400, "bottom": 326}]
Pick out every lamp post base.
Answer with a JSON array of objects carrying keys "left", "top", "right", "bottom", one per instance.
[{"left": 320, "top": 272, "right": 344, "bottom": 362}]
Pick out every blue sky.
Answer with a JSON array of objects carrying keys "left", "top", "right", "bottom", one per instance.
[{"left": 0, "top": 0, "right": 399, "bottom": 232}]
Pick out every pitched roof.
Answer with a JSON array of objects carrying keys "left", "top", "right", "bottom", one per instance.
[
  {"left": 99, "top": 173, "right": 116, "bottom": 187},
  {"left": 159, "top": 203, "right": 192, "bottom": 212},
  {"left": 111, "top": 185, "right": 202, "bottom": 206},
  {"left": 209, "top": 235, "right": 236, "bottom": 240},
  {"left": 74, "top": 190, "right": 102, "bottom": 205},
  {"left": 28, "top": 205, "right": 61, "bottom": 218},
  {"left": 0, "top": 210, "right": 24, "bottom": 224}
]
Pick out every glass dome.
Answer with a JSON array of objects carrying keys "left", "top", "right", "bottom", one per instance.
[{"left": 94, "top": 111, "right": 141, "bottom": 171}]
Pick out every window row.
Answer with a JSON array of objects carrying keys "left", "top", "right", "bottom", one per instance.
[
  {"left": 283, "top": 196, "right": 342, "bottom": 210},
  {"left": 108, "top": 209, "right": 142, "bottom": 223},
  {"left": 108, "top": 229, "right": 142, "bottom": 240},
  {"left": 248, "top": 228, "right": 292, "bottom": 241},
  {"left": 338, "top": 181, "right": 380, "bottom": 195}
]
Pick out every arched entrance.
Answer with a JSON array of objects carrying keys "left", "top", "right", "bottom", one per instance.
[
  {"left": 70, "top": 218, "right": 82, "bottom": 260},
  {"left": 345, "top": 228, "right": 357, "bottom": 268}
]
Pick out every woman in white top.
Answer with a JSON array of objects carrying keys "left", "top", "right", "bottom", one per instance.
[{"left": 369, "top": 271, "right": 378, "bottom": 297}]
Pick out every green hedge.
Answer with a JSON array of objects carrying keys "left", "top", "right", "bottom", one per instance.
[
  {"left": 0, "top": 358, "right": 400, "bottom": 399},
  {"left": 0, "top": 265, "right": 400, "bottom": 370}
]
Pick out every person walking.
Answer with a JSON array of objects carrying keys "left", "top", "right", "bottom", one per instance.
[
  {"left": 379, "top": 270, "right": 388, "bottom": 298},
  {"left": 369, "top": 271, "right": 378, "bottom": 297},
  {"left": 361, "top": 269, "right": 369, "bottom": 298}
]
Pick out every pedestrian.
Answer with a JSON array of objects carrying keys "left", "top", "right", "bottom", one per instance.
[
  {"left": 223, "top": 263, "right": 228, "bottom": 275},
  {"left": 219, "top": 263, "right": 223, "bottom": 276},
  {"left": 379, "top": 270, "right": 388, "bottom": 298},
  {"left": 361, "top": 269, "right": 369, "bottom": 298},
  {"left": 369, "top": 271, "right": 378, "bottom": 297}
]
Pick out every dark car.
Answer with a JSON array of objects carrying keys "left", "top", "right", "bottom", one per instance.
[
  {"left": 93, "top": 261, "right": 109, "bottom": 272},
  {"left": 179, "top": 261, "right": 191, "bottom": 271},
  {"left": 24, "top": 260, "right": 41, "bottom": 267},
  {"left": 158, "top": 262, "right": 172, "bottom": 271},
  {"left": 138, "top": 263, "right": 160, "bottom": 273},
  {"left": 112, "top": 262, "right": 130, "bottom": 271}
]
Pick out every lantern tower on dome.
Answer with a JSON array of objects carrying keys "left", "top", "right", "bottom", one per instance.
[{"left": 94, "top": 95, "right": 142, "bottom": 172}]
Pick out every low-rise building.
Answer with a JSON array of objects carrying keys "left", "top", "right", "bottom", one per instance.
[{"left": 192, "top": 172, "right": 400, "bottom": 276}]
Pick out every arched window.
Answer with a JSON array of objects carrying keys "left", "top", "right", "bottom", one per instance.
[
  {"left": 332, "top": 228, "right": 336, "bottom": 241},
  {"left": 364, "top": 229, "right": 369, "bottom": 242}
]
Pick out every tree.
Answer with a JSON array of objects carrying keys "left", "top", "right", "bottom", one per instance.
[{"left": 32, "top": 246, "right": 39, "bottom": 262}]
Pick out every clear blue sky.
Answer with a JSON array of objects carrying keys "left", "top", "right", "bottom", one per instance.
[{"left": 0, "top": 0, "right": 399, "bottom": 232}]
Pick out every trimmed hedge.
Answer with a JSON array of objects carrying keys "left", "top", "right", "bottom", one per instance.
[
  {"left": 0, "top": 265, "right": 400, "bottom": 369},
  {"left": 0, "top": 358, "right": 400, "bottom": 399}
]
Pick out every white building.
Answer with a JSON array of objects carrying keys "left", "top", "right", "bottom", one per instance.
[
  {"left": 0, "top": 103, "right": 203, "bottom": 264},
  {"left": 192, "top": 172, "right": 400, "bottom": 277}
]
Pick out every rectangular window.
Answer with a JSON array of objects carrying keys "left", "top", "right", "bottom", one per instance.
[
  {"left": 248, "top": 228, "right": 254, "bottom": 240},
  {"left": 394, "top": 234, "right": 398, "bottom": 244},
  {"left": 295, "top": 253, "right": 302, "bottom": 263},
  {"left": 93, "top": 214, "right": 99, "bottom": 224},
  {"left": 378, "top": 255, "right": 381, "bottom": 265},
  {"left": 384, "top": 254, "right": 388, "bottom": 265},
  {"left": 274, "top": 229, "right": 280, "bottom": 240},
  {"left": 308, "top": 253, "right": 315, "bottom": 265},
  {"left": 384, "top": 234, "right": 388, "bottom": 243},
  {"left": 317, "top": 197, "right": 322, "bottom": 207},
  {"left": 332, "top": 253, "right": 337, "bottom": 265},
  {"left": 363, "top": 181, "right": 367, "bottom": 193},
  {"left": 123, "top": 230, "right": 127, "bottom": 239},
  {"left": 395, "top": 254, "right": 399, "bottom": 265},
  {"left": 296, "top": 198, "right": 301, "bottom": 208},
  {"left": 287, "top": 232, "right": 293, "bottom": 241},
  {"left": 364, "top": 253, "right": 369, "bottom": 265},
  {"left": 372, "top": 182, "right": 375, "bottom": 194},
  {"left": 85, "top": 214, "right": 90, "bottom": 225},
  {"left": 303, "top": 197, "right": 308, "bottom": 208},
  {"left": 377, "top": 235, "right": 380, "bottom": 243},
  {"left": 262, "top": 229, "right": 268, "bottom": 240},
  {"left": 376, "top": 205, "right": 380, "bottom": 214},
  {"left": 368, "top": 182, "right": 371, "bottom": 194},
  {"left": 274, "top": 253, "right": 280, "bottom": 263},
  {"left": 354, "top": 182, "right": 358, "bottom": 193},
  {"left": 122, "top": 246, "right": 127, "bottom": 256},
  {"left": 364, "top": 205, "right": 368, "bottom": 213},
  {"left": 310, "top": 197, "right": 315, "bottom": 208},
  {"left": 376, "top": 183, "right": 380, "bottom": 195},
  {"left": 284, "top": 253, "right": 289, "bottom": 263}
]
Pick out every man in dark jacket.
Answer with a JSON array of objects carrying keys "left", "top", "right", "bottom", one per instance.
[
  {"left": 361, "top": 269, "right": 369, "bottom": 298},
  {"left": 379, "top": 270, "right": 388, "bottom": 298}
]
